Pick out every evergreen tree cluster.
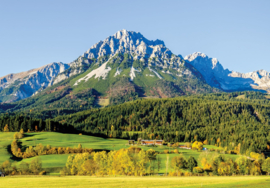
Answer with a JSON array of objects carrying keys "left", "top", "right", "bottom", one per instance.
[
  {"left": 54, "top": 98, "right": 270, "bottom": 154},
  {"left": 0, "top": 114, "right": 75, "bottom": 133}
]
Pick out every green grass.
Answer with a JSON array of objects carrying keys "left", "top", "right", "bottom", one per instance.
[
  {"left": 236, "top": 95, "right": 245, "bottom": 99},
  {"left": 98, "top": 99, "right": 110, "bottom": 107},
  {"left": 18, "top": 154, "right": 70, "bottom": 168},
  {"left": 0, "top": 132, "right": 241, "bottom": 173},
  {"left": 0, "top": 132, "right": 129, "bottom": 167},
  {"left": 18, "top": 132, "right": 129, "bottom": 153},
  {"left": 0, "top": 132, "right": 15, "bottom": 164},
  {"left": 0, "top": 176, "right": 270, "bottom": 188}
]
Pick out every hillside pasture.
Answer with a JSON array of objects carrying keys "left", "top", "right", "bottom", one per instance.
[
  {"left": 0, "top": 132, "right": 242, "bottom": 174},
  {"left": 20, "top": 132, "right": 128, "bottom": 151},
  {"left": 0, "top": 132, "right": 15, "bottom": 164}
]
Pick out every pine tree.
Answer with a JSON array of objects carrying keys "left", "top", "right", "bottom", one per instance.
[{"left": 187, "top": 156, "right": 197, "bottom": 172}]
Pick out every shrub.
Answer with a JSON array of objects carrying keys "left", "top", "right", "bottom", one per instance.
[
  {"left": 193, "top": 167, "right": 204, "bottom": 173},
  {"left": 39, "top": 171, "right": 46, "bottom": 175},
  {"left": 184, "top": 171, "right": 192, "bottom": 176}
]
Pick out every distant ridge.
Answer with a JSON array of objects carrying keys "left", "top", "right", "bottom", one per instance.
[{"left": 0, "top": 29, "right": 270, "bottom": 103}]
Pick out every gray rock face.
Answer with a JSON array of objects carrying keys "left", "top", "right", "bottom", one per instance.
[
  {"left": 185, "top": 52, "right": 270, "bottom": 93},
  {"left": 1, "top": 30, "right": 195, "bottom": 102},
  {"left": 0, "top": 62, "right": 69, "bottom": 102},
  {"left": 55, "top": 29, "right": 188, "bottom": 84},
  {"left": 2, "top": 30, "right": 270, "bottom": 103},
  {"left": 83, "top": 29, "right": 170, "bottom": 59},
  {"left": 53, "top": 57, "right": 90, "bottom": 85}
]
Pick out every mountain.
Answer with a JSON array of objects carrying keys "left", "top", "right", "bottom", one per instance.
[
  {"left": 0, "top": 62, "right": 69, "bottom": 102},
  {"left": 51, "top": 29, "right": 217, "bottom": 100},
  {"left": 0, "top": 29, "right": 218, "bottom": 113},
  {"left": 184, "top": 52, "right": 270, "bottom": 93},
  {"left": 54, "top": 29, "right": 196, "bottom": 84},
  {"left": 2, "top": 29, "right": 270, "bottom": 108}
]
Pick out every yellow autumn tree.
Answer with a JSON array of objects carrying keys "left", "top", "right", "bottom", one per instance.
[
  {"left": 192, "top": 141, "right": 203, "bottom": 151},
  {"left": 3, "top": 124, "right": 9, "bottom": 132}
]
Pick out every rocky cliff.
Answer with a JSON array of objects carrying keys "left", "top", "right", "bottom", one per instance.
[
  {"left": 184, "top": 52, "right": 270, "bottom": 93},
  {"left": 1, "top": 30, "right": 270, "bottom": 103},
  {"left": 0, "top": 62, "right": 69, "bottom": 102}
]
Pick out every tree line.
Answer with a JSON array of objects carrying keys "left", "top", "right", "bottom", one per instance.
[
  {"left": 10, "top": 132, "right": 93, "bottom": 159},
  {"left": 53, "top": 98, "right": 270, "bottom": 155},
  {"left": 0, "top": 114, "right": 76, "bottom": 133},
  {"left": 61, "top": 147, "right": 161, "bottom": 176},
  {"left": 2, "top": 96, "right": 270, "bottom": 155},
  {"left": 0, "top": 158, "right": 45, "bottom": 175},
  {"left": 60, "top": 148, "right": 270, "bottom": 176}
]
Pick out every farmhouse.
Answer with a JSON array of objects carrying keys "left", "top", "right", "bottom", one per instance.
[
  {"left": 141, "top": 140, "right": 163, "bottom": 146},
  {"left": 179, "top": 145, "right": 191, "bottom": 149}
]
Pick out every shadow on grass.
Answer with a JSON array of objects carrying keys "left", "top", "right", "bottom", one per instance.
[
  {"left": 25, "top": 138, "right": 46, "bottom": 142},
  {"left": 23, "top": 133, "right": 39, "bottom": 138}
]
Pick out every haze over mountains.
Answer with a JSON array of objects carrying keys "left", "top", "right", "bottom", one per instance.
[{"left": 0, "top": 29, "right": 269, "bottom": 103}]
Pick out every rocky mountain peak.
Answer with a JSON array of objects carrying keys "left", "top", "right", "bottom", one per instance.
[
  {"left": 185, "top": 52, "right": 270, "bottom": 93},
  {"left": 113, "top": 29, "right": 165, "bottom": 46},
  {"left": 184, "top": 52, "right": 222, "bottom": 70},
  {"left": 184, "top": 52, "right": 207, "bottom": 61},
  {"left": 2, "top": 30, "right": 270, "bottom": 103},
  {"left": 0, "top": 62, "right": 69, "bottom": 102},
  {"left": 83, "top": 29, "right": 169, "bottom": 60}
]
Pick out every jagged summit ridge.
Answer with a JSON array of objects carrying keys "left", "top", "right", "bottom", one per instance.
[
  {"left": 185, "top": 52, "right": 222, "bottom": 70},
  {"left": 185, "top": 52, "right": 270, "bottom": 92},
  {"left": 58, "top": 29, "right": 186, "bottom": 85},
  {"left": 1, "top": 29, "right": 270, "bottom": 103},
  {"left": 0, "top": 62, "right": 69, "bottom": 102},
  {"left": 83, "top": 29, "right": 170, "bottom": 60},
  {"left": 184, "top": 52, "right": 228, "bottom": 88},
  {"left": 54, "top": 29, "right": 178, "bottom": 85}
]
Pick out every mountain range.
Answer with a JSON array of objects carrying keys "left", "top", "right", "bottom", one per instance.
[{"left": 0, "top": 29, "right": 269, "bottom": 105}]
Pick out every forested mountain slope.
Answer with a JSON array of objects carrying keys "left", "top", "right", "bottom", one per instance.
[
  {"left": 53, "top": 96, "right": 270, "bottom": 154},
  {"left": 1, "top": 92, "right": 270, "bottom": 154}
]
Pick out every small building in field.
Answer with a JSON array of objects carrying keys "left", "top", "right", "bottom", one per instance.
[
  {"left": 141, "top": 140, "right": 163, "bottom": 146},
  {"left": 179, "top": 145, "right": 191, "bottom": 149}
]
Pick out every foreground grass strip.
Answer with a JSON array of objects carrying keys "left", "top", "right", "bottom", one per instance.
[{"left": 0, "top": 176, "right": 270, "bottom": 188}]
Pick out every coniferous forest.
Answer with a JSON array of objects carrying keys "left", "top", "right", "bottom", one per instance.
[{"left": 1, "top": 91, "right": 270, "bottom": 156}]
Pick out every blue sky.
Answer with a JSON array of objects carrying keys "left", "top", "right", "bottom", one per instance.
[{"left": 0, "top": 0, "right": 269, "bottom": 77}]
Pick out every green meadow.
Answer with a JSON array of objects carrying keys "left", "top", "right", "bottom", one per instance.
[
  {"left": 0, "top": 132, "right": 15, "bottom": 164},
  {"left": 0, "top": 132, "right": 240, "bottom": 174}
]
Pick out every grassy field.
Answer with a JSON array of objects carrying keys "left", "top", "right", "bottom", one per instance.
[
  {"left": 236, "top": 95, "right": 245, "bottom": 99},
  {"left": 0, "top": 132, "right": 15, "bottom": 164},
  {"left": 97, "top": 98, "right": 110, "bottom": 107},
  {"left": 0, "top": 132, "right": 240, "bottom": 174},
  {"left": 0, "top": 176, "right": 270, "bottom": 188}
]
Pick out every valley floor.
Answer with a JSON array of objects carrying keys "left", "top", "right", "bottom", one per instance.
[
  {"left": 0, "top": 176, "right": 270, "bottom": 188},
  {"left": 0, "top": 132, "right": 235, "bottom": 174}
]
